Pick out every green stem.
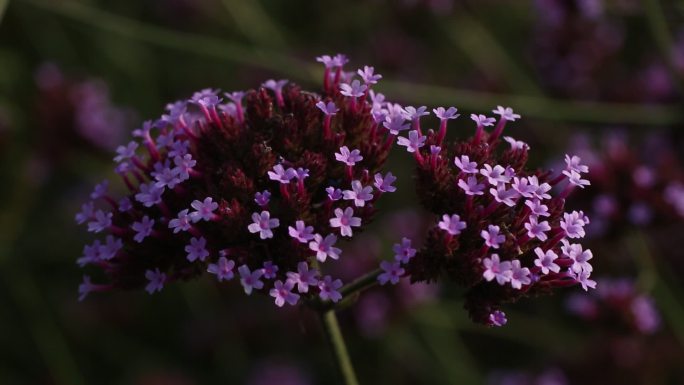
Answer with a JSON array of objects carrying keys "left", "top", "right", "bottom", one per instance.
[
  {"left": 340, "top": 268, "right": 382, "bottom": 298},
  {"left": 320, "top": 309, "right": 360, "bottom": 385}
]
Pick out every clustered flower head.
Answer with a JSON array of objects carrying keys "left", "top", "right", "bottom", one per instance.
[
  {"left": 565, "top": 132, "right": 684, "bottom": 237},
  {"left": 76, "top": 54, "right": 399, "bottom": 307},
  {"left": 566, "top": 277, "right": 660, "bottom": 334},
  {"left": 381, "top": 103, "right": 596, "bottom": 326}
]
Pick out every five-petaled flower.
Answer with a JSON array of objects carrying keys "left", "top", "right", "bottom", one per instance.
[
  {"left": 248, "top": 211, "right": 280, "bottom": 239},
  {"left": 330, "top": 207, "right": 362, "bottom": 237}
]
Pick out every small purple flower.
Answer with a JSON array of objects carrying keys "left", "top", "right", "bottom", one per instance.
[
  {"left": 145, "top": 268, "right": 166, "bottom": 294},
  {"left": 255, "top": 190, "right": 271, "bottom": 206},
  {"left": 169, "top": 209, "right": 193, "bottom": 233},
  {"left": 90, "top": 180, "right": 109, "bottom": 200},
  {"left": 114, "top": 141, "right": 138, "bottom": 163},
  {"left": 207, "top": 257, "right": 235, "bottom": 281},
  {"left": 294, "top": 168, "right": 309, "bottom": 181},
  {"left": 525, "top": 199, "right": 550, "bottom": 217},
  {"left": 397, "top": 130, "right": 426, "bottom": 153},
  {"left": 393, "top": 237, "right": 416, "bottom": 264},
  {"left": 118, "top": 197, "right": 132, "bottom": 212},
  {"left": 185, "top": 236, "right": 209, "bottom": 262},
  {"left": 75, "top": 202, "right": 95, "bottom": 225},
  {"left": 511, "top": 177, "right": 537, "bottom": 198},
  {"left": 438, "top": 214, "right": 467, "bottom": 236},
  {"left": 504, "top": 136, "right": 529, "bottom": 150},
  {"left": 480, "top": 164, "right": 511, "bottom": 186},
  {"left": 100, "top": 235, "right": 122, "bottom": 260},
  {"left": 489, "top": 310, "right": 507, "bottom": 327},
  {"left": 565, "top": 170, "right": 591, "bottom": 188},
  {"left": 174, "top": 154, "right": 196, "bottom": 180},
  {"left": 135, "top": 182, "right": 164, "bottom": 208},
  {"left": 168, "top": 140, "right": 190, "bottom": 158},
  {"left": 489, "top": 186, "right": 519, "bottom": 207},
  {"left": 333, "top": 54, "right": 349, "bottom": 67},
  {"left": 224, "top": 91, "right": 245, "bottom": 104},
  {"left": 357, "top": 66, "right": 382, "bottom": 84},
  {"left": 316, "top": 101, "right": 339, "bottom": 115},
  {"left": 335, "top": 146, "right": 363, "bottom": 166},
  {"left": 528, "top": 176, "right": 552, "bottom": 200},
  {"left": 132, "top": 216, "right": 154, "bottom": 243},
  {"left": 374, "top": 172, "right": 397, "bottom": 193},
  {"left": 309, "top": 234, "right": 342, "bottom": 262},
  {"left": 383, "top": 104, "right": 410, "bottom": 135},
  {"left": 470, "top": 114, "right": 495, "bottom": 126},
  {"left": 404, "top": 106, "right": 429, "bottom": 121},
  {"left": 509, "top": 260, "right": 531, "bottom": 289},
  {"left": 238, "top": 265, "right": 264, "bottom": 295},
  {"left": 339, "top": 80, "right": 367, "bottom": 97},
  {"left": 248, "top": 211, "right": 280, "bottom": 239},
  {"left": 262, "top": 79, "right": 289, "bottom": 94},
  {"left": 458, "top": 176, "right": 485, "bottom": 196},
  {"left": 561, "top": 240, "right": 593, "bottom": 274},
  {"left": 325, "top": 187, "right": 343, "bottom": 201},
  {"left": 481, "top": 225, "right": 506, "bottom": 249},
  {"left": 288, "top": 220, "right": 315, "bottom": 243},
  {"left": 454, "top": 155, "right": 479, "bottom": 174},
  {"left": 482, "top": 254, "right": 512, "bottom": 285},
  {"left": 378, "top": 260, "right": 404, "bottom": 285},
  {"left": 78, "top": 275, "right": 95, "bottom": 301},
  {"left": 561, "top": 211, "right": 587, "bottom": 239},
  {"left": 316, "top": 55, "right": 337, "bottom": 68},
  {"left": 286, "top": 262, "right": 319, "bottom": 293},
  {"left": 533, "top": 247, "right": 560, "bottom": 275},
  {"left": 189, "top": 197, "right": 219, "bottom": 223},
  {"left": 262, "top": 261, "right": 279, "bottom": 279},
  {"left": 318, "top": 276, "right": 343, "bottom": 302},
  {"left": 571, "top": 270, "right": 597, "bottom": 291},
  {"left": 564, "top": 154, "right": 589, "bottom": 174},
  {"left": 524, "top": 217, "right": 551, "bottom": 242},
  {"left": 153, "top": 163, "right": 181, "bottom": 189},
  {"left": 269, "top": 280, "right": 300, "bottom": 307},
  {"left": 268, "top": 164, "right": 296, "bottom": 184},
  {"left": 87, "top": 210, "right": 112, "bottom": 233},
  {"left": 433, "top": 106, "right": 459, "bottom": 120},
  {"left": 329, "top": 207, "right": 362, "bottom": 237},
  {"left": 343, "top": 180, "right": 374, "bottom": 207},
  {"left": 492, "top": 106, "right": 521, "bottom": 121}
]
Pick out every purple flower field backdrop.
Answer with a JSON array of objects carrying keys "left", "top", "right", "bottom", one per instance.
[{"left": 1, "top": 1, "right": 684, "bottom": 384}]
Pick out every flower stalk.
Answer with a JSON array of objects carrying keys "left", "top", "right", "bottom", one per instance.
[{"left": 320, "top": 309, "right": 360, "bottom": 385}]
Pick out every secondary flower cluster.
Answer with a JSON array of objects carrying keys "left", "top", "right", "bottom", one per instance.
[
  {"left": 76, "top": 55, "right": 399, "bottom": 307},
  {"left": 377, "top": 105, "right": 596, "bottom": 325},
  {"left": 565, "top": 132, "right": 684, "bottom": 237}
]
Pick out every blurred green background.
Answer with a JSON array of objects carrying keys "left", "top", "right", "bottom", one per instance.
[{"left": 2, "top": 0, "right": 684, "bottom": 384}]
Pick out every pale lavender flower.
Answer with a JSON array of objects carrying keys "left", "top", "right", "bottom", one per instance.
[
  {"left": 207, "top": 257, "right": 235, "bottom": 281},
  {"left": 316, "top": 55, "right": 336, "bottom": 68},
  {"left": 90, "top": 180, "right": 109, "bottom": 200},
  {"left": 470, "top": 114, "right": 495, "bottom": 126},
  {"left": 357, "top": 66, "right": 382, "bottom": 84},
  {"left": 490, "top": 186, "right": 519, "bottom": 207},
  {"left": 135, "top": 182, "right": 164, "bottom": 207},
  {"left": 153, "top": 162, "right": 181, "bottom": 190},
  {"left": 397, "top": 130, "right": 426, "bottom": 153},
  {"left": 631, "top": 295, "right": 660, "bottom": 333},
  {"left": 503, "top": 136, "right": 529, "bottom": 150},
  {"left": 262, "top": 79, "right": 289, "bottom": 94},
  {"left": 224, "top": 91, "right": 245, "bottom": 104},
  {"left": 189, "top": 197, "right": 219, "bottom": 222},
  {"left": 325, "top": 187, "right": 343, "bottom": 201},
  {"left": 100, "top": 235, "right": 122, "bottom": 260},
  {"left": 248, "top": 211, "right": 280, "bottom": 239},
  {"left": 309, "top": 234, "right": 341, "bottom": 262},
  {"left": 87, "top": 210, "right": 112, "bottom": 233},
  {"left": 286, "top": 262, "right": 319, "bottom": 293},
  {"left": 288, "top": 220, "right": 315, "bottom": 243},
  {"left": 270, "top": 280, "right": 300, "bottom": 307},
  {"left": 343, "top": 180, "right": 374, "bottom": 207},
  {"left": 492, "top": 106, "right": 521, "bottom": 121},
  {"left": 118, "top": 197, "right": 132, "bottom": 212},
  {"left": 185, "top": 236, "right": 209, "bottom": 262},
  {"left": 561, "top": 240, "right": 593, "bottom": 274},
  {"left": 132, "top": 216, "right": 154, "bottom": 243},
  {"left": 482, "top": 254, "right": 512, "bottom": 285},
  {"left": 511, "top": 177, "right": 537, "bottom": 198},
  {"left": 564, "top": 154, "right": 589, "bottom": 174},
  {"left": 75, "top": 202, "right": 95, "bottom": 225},
  {"left": 454, "top": 155, "right": 479, "bottom": 174},
  {"left": 528, "top": 176, "right": 552, "bottom": 200},
  {"left": 374, "top": 172, "right": 397, "bottom": 193},
  {"left": 169, "top": 209, "right": 193, "bottom": 233},
  {"left": 571, "top": 270, "right": 597, "bottom": 291},
  {"left": 393, "top": 237, "right": 416, "bottom": 264},
  {"left": 168, "top": 140, "right": 190, "bottom": 158},
  {"left": 316, "top": 101, "right": 339, "bottom": 115},
  {"left": 268, "top": 164, "right": 296, "bottom": 184},
  {"left": 114, "top": 141, "right": 138, "bottom": 163},
  {"left": 533, "top": 247, "right": 560, "bottom": 275},
  {"left": 239, "top": 265, "right": 264, "bottom": 295},
  {"left": 262, "top": 261, "right": 279, "bottom": 279},
  {"left": 339, "top": 80, "right": 367, "bottom": 97},
  {"left": 509, "top": 260, "right": 531, "bottom": 289},
  {"left": 403, "top": 106, "right": 429, "bottom": 121},
  {"left": 489, "top": 310, "right": 507, "bottom": 327},
  {"left": 525, "top": 199, "right": 550, "bottom": 217},
  {"left": 335, "top": 146, "right": 363, "bottom": 166},
  {"left": 378, "top": 260, "right": 404, "bottom": 285},
  {"left": 333, "top": 53, "right": 349, "bottom": 67},
  {"left": 383, "top": 104, "right": 410, "bottom": 135},
  {"left": 481, "top": 225, "right": 506, "bottom": 249},
  {"left": 145, "top": 268, "right": 166, "bottom": 294},
  {"left": 329, "top": 207, "right": 361, "bottom": 237},
  {"left": 480, "top": 164, "right": 511, "bottom": 186},
  {"left": 438, "top": 214, "right": 467, "bottom": 236},
  {"left": 174, "top": 154, "right": 196, "bottom": 180},
  {"left": 255, "top": 190, "right": 271, "bottom": 206},
  {"left": 318, "top": 276, "right": 343, "bottom": 302},
  {"left": 565, "top": 170, "right": 591, "bottom": 188},
  {"left": 525, "top": 217, "right": 551, "bottom": 241},
  {"left": 433, "top": 106, "right": 459, "bottom": 120},
  {"left": 561, "top": 211, "right": 587, "bottom": 238},
  {"left": 78, "top": 276, "right": 95, "bottom": 301},
  {"left": 458, "top": 176, "right": 486, "bottom": 196}
]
